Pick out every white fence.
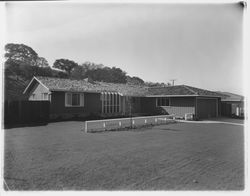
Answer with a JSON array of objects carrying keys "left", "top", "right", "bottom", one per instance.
[{"left": 84, "top": 114, "right": 175, "bottom": 133}]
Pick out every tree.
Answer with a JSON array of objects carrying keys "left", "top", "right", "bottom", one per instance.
[
  {"left": 51, "top": 70, "right": 69, "bottom": 78},
  {"left": 86, "top": 66, "right": 127, "bottom": 83},
  {"left": 36, "top": 57, "right": 49, "bottom": 67},
  {"left": 5, "top": 43, "right": 39, "bottom": 67},
  {"left": 82, "top": 61, "right": 104, "bottom": 70},
  {"left": 110, "top": 67, "right": 127, "bottom": 83},
  {"left": 126, "top": 76, "right": 144, "bottom": 85},
  {"left": 70, "top": 66, "right": 87, "bottom": 80},
  {"left": 145, "top": 81, "right": 171, "bottom": 87},
  {"left": 53, "top": 59, "right": 78, "bottom": 74}
]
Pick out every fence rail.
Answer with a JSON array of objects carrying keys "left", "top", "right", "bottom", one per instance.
[
  {"left": 84, "top": 114, "right": 175, "bottom": 133},
  {"left": 4, "top": 100, "right": 50, "bottom": 128}
]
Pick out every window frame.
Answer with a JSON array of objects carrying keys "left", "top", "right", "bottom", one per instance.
[
  {"left": 42, "top": 93, "right": 49, "bottom": 100},
  {"left": 156, "top": 97, "right": 170, "bottom": 107},
  {"left": 65, "top": 92, "right": 84, "bottom": 107},
  {"left": 101, "top": 92, "right": 120, "bottom": 114}
]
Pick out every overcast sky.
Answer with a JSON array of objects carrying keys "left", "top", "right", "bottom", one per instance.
[{"left": 5, "top": 2, "right": 244, "bottom": 94}]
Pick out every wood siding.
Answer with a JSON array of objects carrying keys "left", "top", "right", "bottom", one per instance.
[
  {"left": 50, "top": 91, "right": 101, "bottom": 119},
  {"left": 141, "top": 97, "right": 195, "bottom": 117},
  {"left": 131, "top": 97, "right": 142, "bottom": 114},
  {"left": 28, "top": 83, "right": 50, "bottom": 101},
  {"left": 163, "top": 97, "right": 195, "bottom": 117},
  {"left": 159, "top": 106, "right": 195, "bottom": 117}
]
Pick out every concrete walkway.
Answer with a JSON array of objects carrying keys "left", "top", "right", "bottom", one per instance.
[{"left": 176, "top": 119, "right": 244, "bottom": 126}]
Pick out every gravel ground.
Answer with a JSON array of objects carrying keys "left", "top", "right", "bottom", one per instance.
[{"left": 4, "top": 121, "right": 244, "bottom": 190}]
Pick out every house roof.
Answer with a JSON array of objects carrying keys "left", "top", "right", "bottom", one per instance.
[
  {"left": 24, "top": 76, "right": 223, "bottom": 98},
  {"left": 217, "top": 92, "right": 244, "bottom": 102},
  {"left": 147, "top": 85, "right": 222, "bottom": 97},
  {"left": 25, "top": 76, "right": 148, "bottom": 97}
]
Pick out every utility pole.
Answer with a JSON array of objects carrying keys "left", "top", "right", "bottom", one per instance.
[{"left": 170, "top": 79, "right": 177, "bottom": 86}]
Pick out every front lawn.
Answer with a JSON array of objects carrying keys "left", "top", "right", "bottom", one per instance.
[{"left": 4, "top": 121, "right": 244, "bottom": 190}]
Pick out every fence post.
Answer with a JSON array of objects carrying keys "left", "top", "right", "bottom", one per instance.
[{"left": 18, "top": 100, "right": 22, "bottom": 124}]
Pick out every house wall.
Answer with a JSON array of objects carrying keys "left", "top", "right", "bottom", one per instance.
[
  {"left": 141, "top": 97, "right": 196, "bottom": 117},
  {"left": 221, "top": 101, "right": 244, "bottom": 117},
  {"left": 119, "top": 96, "right": 142, "bottom": 116},
  {"left": 141, "top": 97, "right": 158, "bottom": 114},
  {"left": 28, "top": 83, "right": 50, "bottom": 101},
  {"left": 131, "top": 97, "right": 142, "bottom": 114},
  {"left": 27, "top": 82, "right": 221, "bottom": 120},
  {"left": 163, "top": 97, "right": 195, "bottom": 117},
  {"left": 50, "top": 91, "right": 101, "bottom": 119}
]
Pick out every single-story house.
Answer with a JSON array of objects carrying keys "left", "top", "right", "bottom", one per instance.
[
  {"left": 23, "top": 76, "right": 223, "bottom": 120},
  {"left": 218, "top": 92, "right": 244, "bottom": 117}
]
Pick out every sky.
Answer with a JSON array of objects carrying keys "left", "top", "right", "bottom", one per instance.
[{"left": 5, "top": 2, "right": 244, "bottom": 94}]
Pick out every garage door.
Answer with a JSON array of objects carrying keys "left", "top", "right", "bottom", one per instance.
[{"left": 197, "top": 98, "right": 217, "bottom": 119}]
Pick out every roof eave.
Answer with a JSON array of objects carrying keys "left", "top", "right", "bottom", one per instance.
[
  {"left": 146, "top": 94, "right": 197, "bottom": 97},
  {"left": 146, "top": 94, "right": 222, "bottom": 98},
  {"left": 23, "top": 76, "right": 50, "bottom": 94}
]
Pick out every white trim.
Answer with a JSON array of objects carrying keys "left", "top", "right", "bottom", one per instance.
[
  {"left": 42, "top": 92, "right": 49, "bottom": 100},
  {"left": 101, "top": 92, "right": 121, "bottom": 114},
  {"left": 196, "top": 97, "right": 219, "bottom": 100},
  {"left": 80, "top": 93, "right": 84, "bottom": 107},
  {"left": 85, "top": 114, "right": 174, "bottom": 123},
  {"left": 23, "top": 76, "right": 50, "bottom": 94},
  {"left": 148, "top": 94, "right": 197, "bottom": 97},
  {"left": 195, "top": 97, "right": 197, "bottom": 116},
  {"left": 65, "top": 92, "right": 71, "bottom": 107},
  {"left": 147, "top": 94, "right": 222, "bottom": 98},
  {"left": 65, "top": 92, "right": 84, "bottom": 107},
  {"left": 23, "top": 77, "right": 36, "bottom": 94},
  {"left": 216, "top": 98, "right": 218, "bottom": 117},
  {"left": 101, "top": 92, "right": 104, "bottom": 113}
]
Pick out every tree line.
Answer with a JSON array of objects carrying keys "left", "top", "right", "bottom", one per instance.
[{"left": 4, "top": 43, "right": 171, "bottom": 87}]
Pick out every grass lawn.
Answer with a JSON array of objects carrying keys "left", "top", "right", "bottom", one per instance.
[{"left": 4, "top": 121, "right": 244, "bottom": 190}]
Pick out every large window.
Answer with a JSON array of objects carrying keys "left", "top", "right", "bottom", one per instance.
[
  {"left": 101, "top": 92, "right": 120, "bottom": 114},
  {"left": 156, "top": 97, "right": 170, "bottom": 106},
  {"left": 65, "top": 92, "right": 84, "bottom": 107}
]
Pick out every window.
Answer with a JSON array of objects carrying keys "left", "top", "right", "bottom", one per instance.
[
  {"left": 42, "top": 93, "right": 49, "bottom": 100},
  {"left": 156, "top": 97, "right": 170, "bottom": 106},
  {"left": 65, "top": 92, "right": 84, "bottom": 107},
  {"left": 72, "top": 93, "right": 80, "bottom": 106},
  {"left": 101, "top": 92, "right": 120, "bottom": 114}
]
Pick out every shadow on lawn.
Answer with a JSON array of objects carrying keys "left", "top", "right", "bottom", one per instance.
[{"left": 160, "top": 128, "right": 183, "bottom": 132}]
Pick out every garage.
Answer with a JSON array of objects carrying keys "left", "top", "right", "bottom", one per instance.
[{"left": 196, "top": 97, "right": 218, "bottom": 119}]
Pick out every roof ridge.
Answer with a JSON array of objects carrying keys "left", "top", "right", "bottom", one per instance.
[
  {"left": 148, "top": 85, "right": 183, "bottom": 89},
  {"left": 182, "top": 85, "right": 198, "bottom": 95},
  {"left": 221, "top": 92, "right": 244, "bottom": 97}
]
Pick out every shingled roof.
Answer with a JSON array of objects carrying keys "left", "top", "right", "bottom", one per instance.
[
  {"left": 218, "top": 92, "right": 244, "bottom": 102},
  {"left": 147, "top": 85, "right": 222, "bottom": 97},
  {"left": 29, "top": 76, "right": 148, "bottom": 97},
  {"left": 24, "top": 76, "right": 223, "bottom": 97}
]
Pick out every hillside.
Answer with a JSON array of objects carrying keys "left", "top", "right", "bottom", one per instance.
[
  {"left": 3, "top": 43, "right": 171, "bottom": 101},
  {"left": 4, "top": 76, "right": 29, "bottom": 101}
]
